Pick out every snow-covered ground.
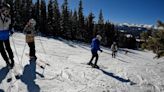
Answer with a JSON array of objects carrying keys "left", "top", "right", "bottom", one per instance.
[{"left": 0, "top": 33, "right": 164, "bottom": 92}]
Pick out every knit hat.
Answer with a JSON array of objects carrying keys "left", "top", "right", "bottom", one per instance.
[{"left": 96, "top": 35, "right": 102, "bottom": 41}]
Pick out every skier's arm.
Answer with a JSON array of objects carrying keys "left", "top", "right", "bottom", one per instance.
[
  {"left": 7, "top": 18, "right": 14, "bottom": 36},
  {"left": 9, "top": 21, "right": 14, "bottom": 35},
  {"left": 97, "top": 41, "right": 103, "bottom": 52},
  {"left": 111, "top": 45, "right": 113, "bottom": 50},
  {"left": 116, "top": 45, "right": 118, "bottom": 51},
  {"left": 23, "top": 25, "right": 28, "bottom": 34},
  {"left": 33, "top": 27, "right": 38, "bottom": 35}
]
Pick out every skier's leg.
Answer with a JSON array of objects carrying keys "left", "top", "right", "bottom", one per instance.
[
  {"left": 0, "top": 40, "right": 10, "bottom": 67},
  {"left": 112, "top": 51, "right": 113, "bottom": 58},
  {"left": 28, "top": 42, "right": 33, "bottom": 57},
  {"left": 4, "top": 39, "right": 15, "bottom": 68},
  {"left": 28, "top": 42, "right": 37, "bottom": 60},
  {"left": 94, "top": 53, "right": 99, "bottom": 65},
  {"left": 31, "top": 42, "right": 37, "bottom": 60},
  {"left": 31, "top": 42, "right": 36, "bottom": 57},
  {"left": 88, "top": 54, "right": 94, "bottom": 65},
  {"left": 114, "top": 51, "right": 116, "bottom": 58},
  {"left": 88, "top": 51, "right": 95, "bottom": 65},
  {"left": 93, "top": 53, "right": 99, "bottom": 68}
]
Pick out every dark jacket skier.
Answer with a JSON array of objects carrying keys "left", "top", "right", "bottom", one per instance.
[{"left": 23, "top": 18, "right": 37, "bottom": 60}]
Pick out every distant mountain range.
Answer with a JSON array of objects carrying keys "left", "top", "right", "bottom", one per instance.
[{"left": 114, "top": 23, "right": 156, "bottom": 38}]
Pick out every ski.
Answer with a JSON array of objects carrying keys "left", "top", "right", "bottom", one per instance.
[
  {"left": 81, "top": 63, "right": 107, "bottom": 69},
  {"left": 39, "top": 59, "right": 50, "bottom": 66},
  {"left": 7, "top": 75, "right": 20, "bottom": 83},
  {"left": 7, "top": 69, "right": 20, "bottom": 83}
]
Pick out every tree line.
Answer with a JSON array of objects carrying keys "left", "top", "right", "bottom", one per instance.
[
  {"left": 2, "top": 0, "right": 137, "bottom": 48},
  {"left": 140, "top": 20, "right": 164, "bottom": 58}
]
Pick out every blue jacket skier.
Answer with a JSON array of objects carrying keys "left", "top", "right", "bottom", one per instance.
[{"left": 88, "top": 35, "right": 103, "bottom": 68}]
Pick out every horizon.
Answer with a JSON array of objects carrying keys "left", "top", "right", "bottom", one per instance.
[{"left": 33, "top": 0, "right": 164, "bottom": 25}]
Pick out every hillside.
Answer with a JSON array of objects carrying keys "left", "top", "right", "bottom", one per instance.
[{"left": 0, "top": 33, "right": 164, "bottom": 92}]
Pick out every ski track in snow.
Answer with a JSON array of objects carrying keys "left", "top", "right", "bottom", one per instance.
[{"left": 0, "top": 33, "right": 164, "bottom": 92}]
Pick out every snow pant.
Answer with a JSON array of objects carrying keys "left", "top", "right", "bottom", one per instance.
[
  {"left": 89, "top": 51, "right": 99, "bottom": 65},
  {"left": 27, "top": 42, "right": 36, "bottom": 57},
  {"left": 112, "top": 51, "right": 117, "bottom": 58},
  {"left": 0, "top": 39, "right": 14, "bottom": 67}
]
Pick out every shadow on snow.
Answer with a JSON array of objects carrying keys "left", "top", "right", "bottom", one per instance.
[{"left": 20, "top": 60, "right": 43, "bottom": 92}]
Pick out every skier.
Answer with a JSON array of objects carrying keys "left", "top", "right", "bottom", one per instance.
[
  {"left": 87, "top": 35, "right": 103, "bottom": 68},
  {"left": 111, "top": 42, "right": 118, "bottom": 58},
  {"left": 23, "top": 18, "right": 37, "bottom": 61},
  {"left": 0, "top": 3, "right": 15, "bottom": 69}
]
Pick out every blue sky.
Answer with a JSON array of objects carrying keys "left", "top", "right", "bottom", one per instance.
[{"left": 33, "top": 0, "right": 164, "bottom": 25}]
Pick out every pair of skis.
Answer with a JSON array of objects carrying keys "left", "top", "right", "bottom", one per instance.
[
  {"left": 81, "top": 63, "right": 107, "bottom": 69},
  {"left": 25, "top": 53, "right": 50, "bottom": 69},
  {"left": 7, "top": 55, "right": 50, "bottom": 83}
]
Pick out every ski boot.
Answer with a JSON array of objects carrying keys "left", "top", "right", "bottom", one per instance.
[
  {"left": 87, "top": 62, "right": 93, "bottom": 66},
  {"left": 92, "top": 64, "right": 100, "bottom": 69}
]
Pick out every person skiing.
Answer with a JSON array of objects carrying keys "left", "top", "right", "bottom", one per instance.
[
  {"left": 111, "top": 42, "right": 118, "bottom": 58},
  {"left": 0, "top": 3, "right": 15, "bottom": 68},
  {"left": 23, "top": 18, "right": 37, "bottom": 60},
  {"left": 87, "top": 35, "right": 103, "bottom": 68}
]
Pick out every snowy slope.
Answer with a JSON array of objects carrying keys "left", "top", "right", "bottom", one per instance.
[{"left": 0, "top": 33, "right": 164, "bottom": 92}]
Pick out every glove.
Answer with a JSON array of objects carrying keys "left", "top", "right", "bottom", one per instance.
[
  {"left": 9, "top": 29, "right": 14, "bottom": 36},
  {"left": 100, "top": 50, "right": 103, "bottom": 52},
  {"left": 10, "top": 29, "right": 14, "bottom": 36}
]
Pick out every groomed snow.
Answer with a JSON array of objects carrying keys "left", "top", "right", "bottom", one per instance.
[{"left": 0, "top": 33, "right": 164, "bottom": 92}]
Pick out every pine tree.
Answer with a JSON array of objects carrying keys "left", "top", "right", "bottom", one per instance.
[
  {"left": 61, "top": 0, "right": 70, "bottom": 39},
  {"left": 140, "top": 32, "right": 149, "bottom": 43},
  {"left": 20, "top": 0, "right": 27, "bottom": 25},
  {"left": 78, "top": 0, "right": 84, "bottom": 28},
  {"left": 105, "top": 22, "right": 117, "bottom": 46},
  {"left": 13, "top": 0, "right": 22, "bottom": 31},
  {"left": 71, "top": 10, "right": 78, "bottom": 40},
  {"left": 53, "top": 0, "right": 61, "bottom": 36},
  {"left": 145, "top": 20, "right": 164, "bottom": 58},
  {"left": 47, "top": 0, "right": 54, "bottom": 35},
  {"left": 26, "top": 0, "right": 33, "bottom": 20},
  {"left": 40, "top": 0, "right": 47, "bottom": 35},
  {"left": 98, "top": 9, "right": 104, "bottom": 25},
  {"left": 86, "top": 12, "right": 95, "bottom": 42},
  {"left": 97, "top": 9, "right": 104, "bottom": 34},
  {"left": 34, "top": 0, "right": 40, "bottom": 31},
  {"left": 48, "top": 0, "right": 54, "bottom": 22},
  {"left": 77, "top": 0, "right": 84, "bottom": 40}
]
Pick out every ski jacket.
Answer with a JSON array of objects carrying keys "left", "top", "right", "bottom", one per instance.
[
  {"left": 111, "top": 44, "right": 118, "bottom": 52},
  {"left": 0, "top": 14, "right": 11, "bottom": 40},
  {"left": 23, "top": 25, "right": 35, "bottom": 43},
  {"left": 91, "top": 38, "right": 101, "bottom": 53}
]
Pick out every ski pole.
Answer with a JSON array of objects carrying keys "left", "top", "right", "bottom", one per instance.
[
  {"left": 38, "top": 35, "right": 49, "bottom": 66},
  {"left": 20, "top": 43, "right": 27, "bottom": 67}
]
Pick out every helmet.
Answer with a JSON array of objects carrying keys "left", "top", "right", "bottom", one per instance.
[
  {"left": 96, "top": 35, "right": 102, "bottom": 41},
  {"left": 3, "top": 3, "right": 10, "bottom": 9},
  {"left": 113, "top": 42, "right": 116, "bottom": 45},
  {"left": 1, "top": 3, "right": 10, "bottom": 13},
  {"left": 29, "top": 18, "right": 36, "bottom": 27}
]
